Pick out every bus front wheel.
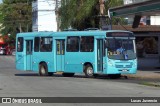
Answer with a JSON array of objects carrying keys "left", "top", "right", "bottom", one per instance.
[
  {"left": 39, "top": 63, "right": 48, "bottom": 76},
  {"left": 84, "top": 65, "right": 94, "bottom": 78}
]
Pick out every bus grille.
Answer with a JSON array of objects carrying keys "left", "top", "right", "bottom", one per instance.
[{"left": 115, "top": 64, "right": 132, "bottom": 68}]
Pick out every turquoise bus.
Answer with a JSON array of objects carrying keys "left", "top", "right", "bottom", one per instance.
[{"left": 16, "top": 30, "right": 137, "bottom": 78}]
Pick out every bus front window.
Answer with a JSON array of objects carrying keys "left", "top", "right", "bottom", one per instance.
[{"left": 106, "top": 38, "right": 136, "bottom": 60}]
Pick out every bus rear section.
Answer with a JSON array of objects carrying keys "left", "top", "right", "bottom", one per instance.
[{"left": 16, "top": 32, "right": 55, "bottom": 75}]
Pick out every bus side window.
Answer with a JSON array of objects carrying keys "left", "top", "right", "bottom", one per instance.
[
  {"left": 66, "top": 37, "right": 79, "bottom": 52},
  {"left": 34, "top": 37, "right": 40, "bottom": 52},
  {"left": 80, "top": 36, "right": 94, "bottom": 52},
  {"left": 40, "top": 37, "right": 52, "bottom": 52},
  {"left": 17, "top": 37, "right": 23, "bottom": 52}
]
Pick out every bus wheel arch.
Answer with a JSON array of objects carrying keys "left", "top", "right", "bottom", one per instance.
[
  {"left": 83, "top": 63, "right": 94, "bottom": 78},
  {"left": 39, "top": 62, "right": 48, "bottom": 76}
]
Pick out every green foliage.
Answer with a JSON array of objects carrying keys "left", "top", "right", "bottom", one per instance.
[
  {"left": 60, "top": 0, "right": 99, "bottom": 30},
  {"left": 0, "top": 0, "right": 33, "bottom": 42},
  {"left": 59, "top": 0, "right": 123, "bottom": 30}
]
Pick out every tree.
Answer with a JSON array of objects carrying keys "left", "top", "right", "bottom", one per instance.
[
  {"left": 0, "top": 0, "right": 33, "bottom": 42},
  {"left": 59, "top": 0, "right": 123, "bottom": 30}
]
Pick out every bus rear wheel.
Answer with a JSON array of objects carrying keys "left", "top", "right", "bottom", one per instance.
[
  {"left": 62, "top": 73, "right": 75, "bottom": 77},
  {"left": 84, "top": 65, "right": 95, "bottom": 78},
  {"left": 39, "top": 63, "right": 48, "bottom": 76}
]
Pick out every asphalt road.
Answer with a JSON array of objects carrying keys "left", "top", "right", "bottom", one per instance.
[{"left": 0, "top": 56, "right": 159, "bottom": 106}]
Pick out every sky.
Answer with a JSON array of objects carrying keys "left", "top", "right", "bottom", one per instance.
[{"left": 0, "top": 0, "right": 2, "bottom": 3}]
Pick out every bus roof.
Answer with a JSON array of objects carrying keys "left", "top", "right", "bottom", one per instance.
[{"left": 16, "top": 30, "right": 133, "bottom": 37}]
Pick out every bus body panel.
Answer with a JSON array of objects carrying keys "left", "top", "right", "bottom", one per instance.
[
  {"left": 16, "top": 52, "right": 25, "bottom": 70},
  {"left": 16, "top": 32, "right": 55, "bottom": 72},
  {"left": 15, "top": 30, "right": 137, "bottom": 76},
  {"left": 16, "top": 36, "right": 34, "bottom": 71},
  {"left": 64, "top": 52, "right": 95, "bottom": 73},
  {"left": 32, "top": 52, "right": 55, "bottom": 72}
]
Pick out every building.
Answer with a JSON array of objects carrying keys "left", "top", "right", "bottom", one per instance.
[
  {"left": 123, "top": 0, "right": 147, "bottom": 4},
  {"left": 32, "top": 0, "right": 58, "bottom": 32},
  {"left": 123, "top": 0, "right": 160, "bottom": 25},
  {"left": 111, "top": 1, "right": 160, "bottom": 59},
  {"left": 113, "top": 25, "right": 160, "bottom": 58}
]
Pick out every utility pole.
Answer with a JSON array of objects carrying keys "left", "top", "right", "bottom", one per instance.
[{"left": 55, "top": 0, "right": 60, "bottom": 31}]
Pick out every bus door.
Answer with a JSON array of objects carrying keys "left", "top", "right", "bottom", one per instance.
[
  {"left": 26, "top": 40, "right": 33, "bottom": 70},
  {"left": 56, "top": 40, "right": 65, "bottom": 71},
  {"left": 97, "top": 39, "right": 104, "bottom": 72}
]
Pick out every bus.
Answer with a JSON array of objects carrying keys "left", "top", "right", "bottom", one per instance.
[{"left": 16, "top": 30, "right": 137, "bottom": 78}]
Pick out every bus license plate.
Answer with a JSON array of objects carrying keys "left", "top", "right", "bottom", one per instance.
[{"left": 122, "top": 69, "right": 128, "bottom": 72}]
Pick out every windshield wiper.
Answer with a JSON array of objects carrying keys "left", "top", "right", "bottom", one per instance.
[{"left": 122, "top": 50, "right": 128, "bottom": 60}]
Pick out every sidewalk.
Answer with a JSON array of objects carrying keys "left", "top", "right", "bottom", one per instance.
[
  {"left": 126, "top": 58, "right": 160, "bottom": 80},
  {"left": 127, "top": 71, "right": 160, "bottom": 80}
]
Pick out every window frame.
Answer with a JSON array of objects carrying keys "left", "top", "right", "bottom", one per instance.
[
  {"left": 40, "top": 37, "right": 53, "bottom": 52},
  {"left": 34, "top": 37, "right": 40, "bottom": 52},
  {"left": 66, "top": 36, "right": 80, "bottom": 52},
  {"left": 17, "top": 37, "right": 24, "bottom": 52},
  {"left": 80, "top": 36, "right": 94, "bottom": 52}
]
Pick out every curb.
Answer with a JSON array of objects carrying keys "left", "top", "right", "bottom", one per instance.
[
  {"left": 139, "top": 82, "right": 160, "bottom": 87},
  {"left": 125, "top": 74, "right": 160, "bottom": 80}
]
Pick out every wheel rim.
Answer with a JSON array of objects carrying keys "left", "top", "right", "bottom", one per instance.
[
  {"left": 41, "top": 66, "right": 46, "bottom": 75},
  {"left": 87, "top": 67, "right": 93, "bottom": 76}
]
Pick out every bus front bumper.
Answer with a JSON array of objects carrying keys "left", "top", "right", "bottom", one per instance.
[
  {"left": 104, "top": 66, "right": 137, "bottom": 75},
  {"left": 103, "top": 59, "right": 137, "bottom": 75}
]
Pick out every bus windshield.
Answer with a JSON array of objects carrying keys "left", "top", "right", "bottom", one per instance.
[{"left": 106, "top": 38, "right": 136, "bottom": 60}]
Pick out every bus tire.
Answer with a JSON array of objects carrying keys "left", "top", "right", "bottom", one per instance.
[
  {"left": 84, "top": 65, "right": 94, "bottom": 78},
  {"left": 108, "top": 74, "right": 121, "bottom": 79},
  {"left": 62, "top": 73, "right": 75, "bottom": 77},
  {"left": 39, "top": 63, "right": 48, "bottom": 76}
]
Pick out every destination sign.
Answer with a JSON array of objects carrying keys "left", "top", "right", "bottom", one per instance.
[{"left": 107, "top": 32, "right": 134, "bottom": 37}]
